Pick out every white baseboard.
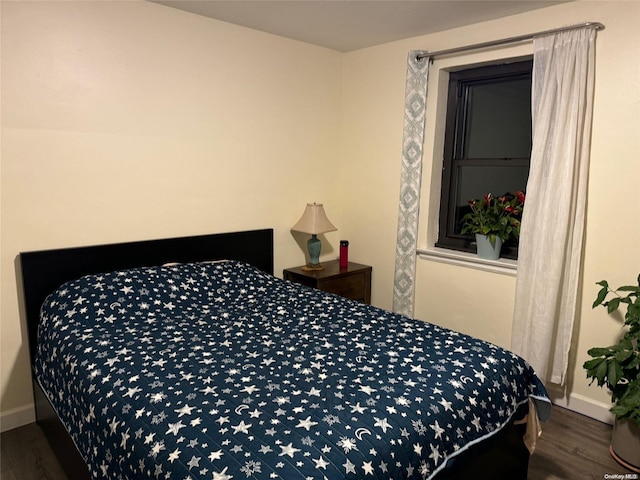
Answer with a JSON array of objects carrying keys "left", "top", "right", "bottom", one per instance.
[
  {"left": 1, "top": 404, "right": 35, "bottom": 432},
  {"left": 547, "top": 385, "right": 614, "bottom": 425}
]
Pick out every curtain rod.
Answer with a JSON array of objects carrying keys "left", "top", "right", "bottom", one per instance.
[{"left": 415, "top": 21, "right": 604, "bottom": 61}]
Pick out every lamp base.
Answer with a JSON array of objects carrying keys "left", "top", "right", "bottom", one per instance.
[
  {"left": 301, "top": 264, "right": 325, "bottom": 271},
  {"left": 304, "top": 234, "right": 324, "bottom": 271}
]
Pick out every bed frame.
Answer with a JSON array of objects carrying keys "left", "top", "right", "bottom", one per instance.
[
  {"left": 18, "top": 229, "right": 274, "bottom": 480},
  {"left": 17, "top": 227, "right": 531, "bottom": 480}
]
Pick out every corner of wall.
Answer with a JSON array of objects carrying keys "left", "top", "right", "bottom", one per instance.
[
  {"left": 546, "top": 384, "right": 614, "bottom": 425},
  {"left": 1, "top": 404, "right": 35, "bottom": 432}
]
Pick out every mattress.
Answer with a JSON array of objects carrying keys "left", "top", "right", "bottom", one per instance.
[{"left": 35, "top": 260, "right": 550, "bottom": 479}]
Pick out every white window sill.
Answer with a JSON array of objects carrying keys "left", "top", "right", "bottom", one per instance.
[{"left": 417, "top": 247, "right": 517, "bottom": 276}]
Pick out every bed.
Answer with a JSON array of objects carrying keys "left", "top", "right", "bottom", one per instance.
[{"left": 19, "top": 228, "right": 550, "bottom": 480}]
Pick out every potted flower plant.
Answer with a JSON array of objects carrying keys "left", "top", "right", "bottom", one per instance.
[
  {"left": 583, "top": 275, "right": 640, "bottom": 472},
  {"left": 460, "top": 191, "right": 525, "bottom": 260}
]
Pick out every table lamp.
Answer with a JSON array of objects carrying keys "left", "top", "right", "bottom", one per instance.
[{"left": 291, "top": 203, "right": 337, "bottom": 271}]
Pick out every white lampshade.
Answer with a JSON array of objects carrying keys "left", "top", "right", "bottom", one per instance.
[{"left": 291, "top": 203, "right": 337, "bottom": 235}]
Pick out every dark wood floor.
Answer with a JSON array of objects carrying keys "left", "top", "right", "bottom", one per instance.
[
  {"left": 0, "top": 406, "right": 631, "bottom": 480},
  {"left": 528, "top": 406, "right": 627, "bottom": 479}
]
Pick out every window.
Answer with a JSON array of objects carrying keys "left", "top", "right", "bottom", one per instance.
[{"left": 436, "top": 60, "right": 532, "bottom": 260}]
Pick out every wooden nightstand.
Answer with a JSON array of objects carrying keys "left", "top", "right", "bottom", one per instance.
[{"left": 283, "top": 260, "right": 372, "bottom": 304}]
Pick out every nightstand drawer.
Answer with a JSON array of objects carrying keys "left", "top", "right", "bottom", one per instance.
[
  {"left": 283, "top": 261, "right": 372, "bottom": 304},
  {"left": 322, "top": 274, "right": 366, "bottom": 301}
]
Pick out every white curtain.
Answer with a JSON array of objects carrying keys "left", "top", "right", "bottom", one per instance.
[{"left": 511, "top": 27, "right": 596, "bottom": 385}]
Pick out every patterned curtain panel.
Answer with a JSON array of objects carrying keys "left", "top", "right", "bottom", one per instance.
[
  {"left": 511, "top": 27, "right": 597, "bottom": 385},
  {"left": 392, "top": 52, "right": 430, "bottom": 317}
]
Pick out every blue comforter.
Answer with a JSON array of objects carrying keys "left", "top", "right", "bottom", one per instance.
[{"left": 35, "top": 260, "right": 549, "bottom": 479}]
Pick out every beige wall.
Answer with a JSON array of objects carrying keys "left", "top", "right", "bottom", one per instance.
[
  {"left": 1, "top": 0, "right": 343, "bottom": 429},
  {"left": 2, "top": 0, "right": 639, "bottom": 430},
  {"left": 341, "top": 0, "right": 640, "bottom": 421}
]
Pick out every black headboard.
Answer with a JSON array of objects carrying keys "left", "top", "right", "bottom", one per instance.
[{"left": 18, "top": 228, "right": 274, "bottom": 365}]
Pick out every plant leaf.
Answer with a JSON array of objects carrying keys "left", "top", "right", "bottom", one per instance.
[
  {"left": 607, "top": 361, "right": 622, "bottom": 388},
  {"left": 617, "top": 286, "right": 640, "bottom": 292},
  {"left": 587, "top": 346, "right": 614, "bottom": 357},
  {"left": 593, "top": 284, "right": 609, "bottom": 308},
  {"left": 595, "top": 360, "right": 608, "bottom": 385},
  {"left": 607, "top": 297, "right": 621, "bottom": 313},
  {"left": 611, "top": 405, "right": 630, "bottom": 417},
  {"left": 583, "top": 358, "right": 604, "bottom": 370},
  {"left": 614, "top": 349, "right": 633, "bottom": 363}
]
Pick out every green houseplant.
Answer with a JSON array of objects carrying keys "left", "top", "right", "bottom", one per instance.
[
  {"left": 583, "top": 275, "right": 640, "bottom": 471},
  {"left": 460, "top": 191, "right": 525, "bottom": 259}
]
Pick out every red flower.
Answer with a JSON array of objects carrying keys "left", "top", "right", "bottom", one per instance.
[{"left": 460, "top": 191, "right": 526, "bottom": 243}]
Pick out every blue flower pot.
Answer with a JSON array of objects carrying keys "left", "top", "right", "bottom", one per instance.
[{"left": 475, "top": 234, "right": 502, "bottom": 260}]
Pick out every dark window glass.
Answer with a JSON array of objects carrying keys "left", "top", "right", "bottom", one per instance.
[{"left": 436, "top": 60, "right": 532, "bottom": 259}]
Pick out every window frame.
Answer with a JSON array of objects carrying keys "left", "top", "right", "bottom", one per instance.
[{"left": 435, "top": 59, "right": 533, "bottom": 260}]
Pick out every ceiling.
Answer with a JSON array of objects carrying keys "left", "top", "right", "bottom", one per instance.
[{"left": 153, "top": 0, "right": 566, "bottom": 52}]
